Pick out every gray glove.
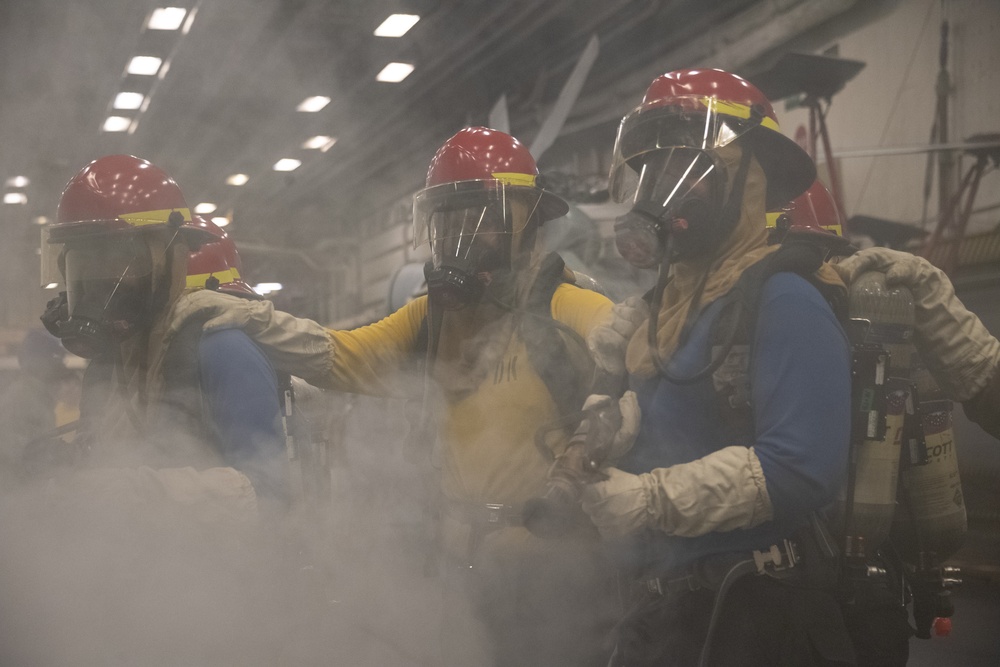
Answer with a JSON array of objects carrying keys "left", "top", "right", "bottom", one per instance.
[
  {"left": 833, "top": 248, "right": 1000, "bottom": 401},
  {"left": 579, "top": 391, "right": 641, "bottom": 462},
  {"left": 168, "top": 290, "right": 334, "bottom": 385},
  {"left": 587, "top": 296, "right": 649, "bottom": 377},
  {"left": 580, "top": 446, "right": 773, "bottom": 540}
]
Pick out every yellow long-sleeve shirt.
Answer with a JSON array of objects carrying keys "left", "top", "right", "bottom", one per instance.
[{"left": 325, "top": 283, "right": 613, "bottom": 506}]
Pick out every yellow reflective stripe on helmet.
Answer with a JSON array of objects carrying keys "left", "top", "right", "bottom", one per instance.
[
  {"left": 700, "top": 97, "right": 781, "bottom": 133},
  {"left": 765, "top": 211, "right": 782, "bottom": 229},
  {"left": 824, "top": 224, "right": 843, "bottom": 236},
  {"left": 120, "top": 207, "right": 192, "bottom": 227},
  {"left": 491, "top": 172, "right": 537, "bottom": 187},
  {"left": 186, "top": 267, "right": 240, "bottom": 289}
]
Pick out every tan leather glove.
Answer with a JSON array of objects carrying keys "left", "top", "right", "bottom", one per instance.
[
  {"left": 587, "top": 296, "right": 649, "bottom": 377},
  {"left": 168, "top": 290, "right": 334, "bottom": 385},
  {"left": 579, "top": 391, "right": 641, "bottom": 462},
  {"left": 580, "top": 446, "right": 773, "bottom": 540},
  {"left": 833, "top": 248, "right": 1000, "bottom": 402}
]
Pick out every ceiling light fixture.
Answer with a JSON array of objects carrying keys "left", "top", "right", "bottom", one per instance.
[
  {"left": 194, "top": 202, "right": 217, "bottom": 214},
  {"left": 376, "top": 62, "right": 415, "bottom": 83},
  {"left": 113, "top": 92, "right": 145, "bottom": 109},
  {"left": 103, "top": 116, "right": 131, "bottom": 132},
  {"left": 302, "top": 135, "right": 337, "bottom": 151},
  {"left": 253, "top": 283, "right": 283, "bottom": 295},
  {"left": 226, "top": 173, "right": 249, "bottom": 186},
  {"left": 273, "top": 159, "right": 301, "bottom": 172},
  {"left": 127, "top": 55, "right": 162, "bottom": 76},
  {"left": 147, "top": 7, "right": 187, "bottom": 31},
  {"left": 44, "top": 283, "right": 59, "bottom": 290},
  {"left": 5, "top": 176, "right": 29, "bottom": 188},
  {"left": 34, "top": 215, "right": 49, "bottom": 225},
  {"left": 4, "top": 192, "right": 27, "bottom": 205},
  {"left": 211, "top": 216, "right": 230, "bottom": 228},
  {"left": 296, "top": 96, "right": 330, "bottom": 112},
  {"left": 374, "top": 14, "right": 420, "bottom": 37}
]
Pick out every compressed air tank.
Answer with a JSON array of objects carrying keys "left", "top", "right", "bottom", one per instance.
[
  {"left": 841, "top": 271, "right": 914, "bottom": 554},
  {"left": 891, "top": 364, "right": 967, "bottom": 566}
]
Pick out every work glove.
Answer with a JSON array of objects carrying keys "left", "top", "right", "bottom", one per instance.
[
  {"left": 168, "top": 290, "right": 334, "bottom": 384},
  {"left": 587, "top": 296, "right": 649, "bottom": 377},
  {"left": 580, "top": 446, "right": 773, "bottom": 540},
  {"left": 833, "top": 247, "right": 1000, "bottom": 402},
  {"left": 578, "top": 390, "right": 641, "bottom": 462}
]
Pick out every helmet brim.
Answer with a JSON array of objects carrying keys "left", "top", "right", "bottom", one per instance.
[
  {"left": 218, "top": 280, "right": 264, "bottom": 300},
  {"left": 537, "top": 189, "right": 569, "bottom": 222},
  {"left": 749, "top": 130, "right": 817, "bottom": 209}
]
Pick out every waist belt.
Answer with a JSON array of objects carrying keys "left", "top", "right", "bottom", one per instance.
[{"left": 640, "top": 538, "right": 802, "bottom": 598}]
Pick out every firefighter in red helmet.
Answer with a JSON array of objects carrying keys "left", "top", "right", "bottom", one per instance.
[
  {"left": 186, "top": 217, "right": 261, "bottom": 299},
  {"left": 573, "top": 69, "right": 858, "bottom": 665},
  {"left": 40, "top": 154, "right": 287, "bottom": 506},
  {"left": 171, "top": 127, "right": 643, "bottom": 666}
]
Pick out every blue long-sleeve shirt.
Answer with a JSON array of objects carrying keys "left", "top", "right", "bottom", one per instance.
[
  {"left": 618, "top": 272, "right": 851, "bottom": 574},
  {"left": 198, "top": 328, "right": 287, "bottom": 503}
]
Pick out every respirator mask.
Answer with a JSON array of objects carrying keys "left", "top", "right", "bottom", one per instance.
[
  {"left": 415, "top": 182, "right": 538, "bottom": 310},
  {"left": 41, "top": 231, "right": 153, "bottom": 358},
  {"left": 613, "top": 148, "right": 728, "bottom": 267}
]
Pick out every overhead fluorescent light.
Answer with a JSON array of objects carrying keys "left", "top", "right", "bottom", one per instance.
[
  {"left": 273, "top": 158, "right": 301, "bottom": 172},
  {"left": 374, "top": 14, "right": 420, "bottom": 37},
  {"left": 127, "top": 55, "right": 162, "bottom": 76},
  {"left": 113, "top": 92, "right": 145, "bottom": 109},
  {"left": 226, "top": 173, "right": 249, "bottom": 186},
  {"left": 34, "top": 215, "right": 49, "bottom": 225},
  {"left": 4, "top": 192, "right": 27, "bottom": 205},
  {"left": 5, "top": 176, "right": 29, "bottom": 188},
  {"left": 302, "top": 135, "right": 337, "bottom": 151},
  {"left": 147, "top": 7, "right": 186, "bottom": 31},
  {"left": 45, "top": 283, "right": 59, "bottom": 290},
  {"left": 296, "top": 96, "right": 330, "bottom": 113},
  {"left": 376, "top": 62, "right": 414, "bottom": 83},
  {"left": 211, "top": 216, "right": 230, "bottom": 228},
  {"left": 253, "top": 283, "right": 283, "bottom": 295},
  {"left": 194, "top": 202, "right": 217, "bottom": 214},
  {"left": 103, "top": 116, "right": 131, "bottom": 132}
]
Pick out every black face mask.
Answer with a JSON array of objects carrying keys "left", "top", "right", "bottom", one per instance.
[
  {"left": 42, "top": 233, "right": 158, "bottom": 358},
  {"left": 614, "top": 194, "right": 720, "bottom": 268},
  {"left": 424, "top": 257, "right": 484, "bottom": 311},
  {"left": 614, "top": 146, "right": 754, "bottom": 266},
  {"left": 43, "top": 277, "right": 152, "bottom": 359}
]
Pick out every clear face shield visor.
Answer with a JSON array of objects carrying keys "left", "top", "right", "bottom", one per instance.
[
  {"left": 611, "top": 146, "right": 727, "bottom": 268},
  {"left": 609, "top": 94, "right": 759, "bottom": 205},
  {"left": 40, "top": 226, "right": 153, "bottom": 356},
  {"left": 412, "top": 181, "right": 544, "bottom": 309}
]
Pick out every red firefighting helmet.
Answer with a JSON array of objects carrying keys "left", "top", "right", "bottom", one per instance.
[
  {"left": 412, "top": 126, "right": 568, "bottom": 248},
  {"left": 52, "top": 154, "right": 215, "bottom": 245},
  {"left": 186, "top": 217, "right": 260, "bottom": 298},
  {"left": 767, "top": 180, "right": 854, "bottom": 255},
  {"left": 609, "top": 68, "right": 816, "bottom": 209},
  {"left": 42, "top": 154, "right": 215, "bottom": 287},
  {"left": 767, "top": 180, "right": 844, "bottom": 242}
]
